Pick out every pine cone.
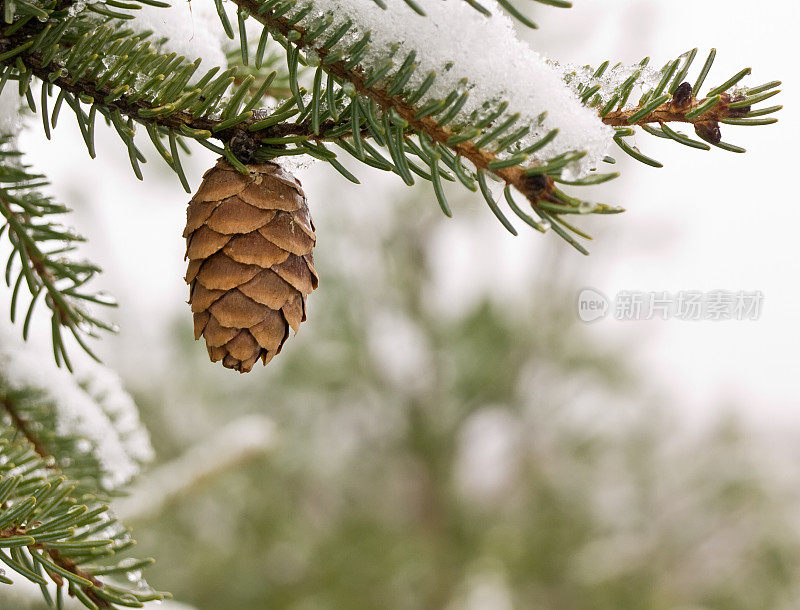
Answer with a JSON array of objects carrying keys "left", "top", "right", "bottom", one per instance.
[{"left": 184, "top": 159, "right": 318, "bottom": 373}]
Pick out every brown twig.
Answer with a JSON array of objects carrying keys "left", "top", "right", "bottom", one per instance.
[
  {"left": 601, "top": 94, "right": 738, "bottom": 128},
  {"left": 0, "top": 193, "right": 72, "bottom": 326},
  {"left": 1, "top": 395, "right": 52, "bottom": 460},
  {"left": 0, "top": 399, "right": 112, "bottom": 607}
]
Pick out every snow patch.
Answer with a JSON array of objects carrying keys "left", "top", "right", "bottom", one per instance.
[
  {"left": 287, "top": 0, "right": 614, "bottom": 177},
  {"left": 0, "top": 320, "right": 153, "bottom": 490},
  {"left": 127, "top": 1, "right": 228, "bottom": 73},
  {"left": 552, "top": 60, "right": 664, "bottom": 111},
  {"left": 0, "top": 87, "right": 23, "bottom": 136}
]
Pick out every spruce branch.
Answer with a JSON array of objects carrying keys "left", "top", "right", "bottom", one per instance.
[
  {"left": 225, "top": 2, "right": 780, "bottom": 250},
  {"left": 562, "top": 50, "right": 782, "bottom": 165},
  {"left": 0, "top": 350, "right": 152, "bottom": 494},
  {"left": 0, "top": 1, "right": 782, "bottom": 253},
  {"left": 0, "top": 386, "right": 97, "bottom": 494},
  {"left": 0, "top": 429, "right": 168, "bottom": 608},
  {"left": 600, "top": 90, "right": 745, "bottom": 128},
  {"left": 0, "top": 364, "right": 150, "bottom": 608},
  {"left": 0, "top": 16, "right": 343, "bottom": 181},
  {"left": 0, "top": 10, "right": 565, "bottom": 233},
  {"left": 224, "top": 0, "right": 624, "bottom": 250},
  {"left": 0, "top": 141, "right": 116, "bottom": 367},
  {"left": 0, "top": 393, "right": 52, "bottom": 460},
  {"left": 0, "top": 0, "right": 621, "bottom": 251},
  {"left": 1, "top": 362, "right": 160, "bottom": 606},
  {"left": 1, "top": 338, "right": 159, "bottom": 608}
]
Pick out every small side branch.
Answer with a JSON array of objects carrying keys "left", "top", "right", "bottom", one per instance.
[
  {"left": 603, "top": 89, "right": 745, "bottom": 129},
  {"left": 0, "top": 395, "right": 52, "bottom": 460}
]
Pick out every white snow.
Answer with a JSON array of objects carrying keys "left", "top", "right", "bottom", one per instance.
[
  {"left": 72, "top": 354, "right": 155, "bottom": 466},
  {"left": 0, "top": 86, "right": 23, "bottom": 136},
  {"left": 552, "top": 60, "right": 665, "bottom": 111},
  {"left": 126, "top": 1, "right": 228, "bottom": 74},
  {"left": 0, "top": 319, "right": 153, "bottom": 490},
  {"left": 285, "top": 0, "right": 615, "bottom": 178}
]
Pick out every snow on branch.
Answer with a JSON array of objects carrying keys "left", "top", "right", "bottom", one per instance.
[
  {"left": 126, "top": 0, "right": 228, "bottom": 72},
  {"left": 280, "top": 0, "right": 613, "bottom": 178},
  {"left": 0, "top": 319, "right": 153, "bottom": 491},
  {"left": 0, "top": 86, "right": 23, "bottom": 136}
]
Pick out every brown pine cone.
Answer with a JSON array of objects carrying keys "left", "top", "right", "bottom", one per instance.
[{"left": 184, "top": 159, "right": 318, "bottom": 373}]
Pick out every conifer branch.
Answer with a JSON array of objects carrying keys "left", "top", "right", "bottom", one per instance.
[
  {"left": 227, "top": 0, "right": 615, "bottom": 243},
  {"left": 0, "top": 395, "right": 52, "bottom": 456},
  {"left": 600, "top": 92, "right": 738, "bottom": 128},
  {"left": 1, "top": 143, "right": 116, "bottom": 366},
  {"left": 0, "top": 1, "right": 782, "bottom": 255},
  {"left": 0, "top": 362, "right": 151, "bottom": 495},
  {"left": 565, "top": 51, "right": 781, "bottom": 164},
  {"left": 2, "top": 24, "right": 340, "bottom": 141},
  {"left": 0, "top": 394, "right": 52, "bottom": 460},
  {"left": 1, "top": 9, "right": 597, "bottom": 246},
  {"left": 0, "top": 430, "right": 168, "bottom": 608},
  {"left": 225, "top": 2, "right": 779, "bottom": 250},
  {"left": 0, "top": 397, "right": 121, "bottom": 606}
]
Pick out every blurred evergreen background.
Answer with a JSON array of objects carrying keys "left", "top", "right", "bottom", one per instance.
[{"left": 120, "top": 186, "right": 800, "bottom": 609}]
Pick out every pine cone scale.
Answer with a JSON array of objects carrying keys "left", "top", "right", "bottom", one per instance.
[
  {"left": 273, "top": 255, "right": 316, "bottom": 294},
  {"left": 185, "top": 159, "right": 317, "bottom": 373},
  {"left": 304, "top": 254, "right": 319, "bottom": 284},
  {"left": 250, "top": 310, "right": 289, "bottom": 350},
  {"left": 257, "top": 215, "right": 316, "bottom": 254},
  {"left": 186, "top": 226, "right": 231, "bottom": 259},
  {"left": 192, "top": 168, "right": 248, "bottom": 201},
  {"left": 205, "top": 197, "right": 276, "bottom": 234},
  {"left": 282, "top": 296, "right": 305, "bottom": 332},
  {"left": 208, "top": 290, "right": 270, "bottom": 328},
  {"left": 185, "top": 201, "right": 222, "bottom": 236},
  {"left": 226, "top": 331, "right": 260, "bottom": 360},
  {"left": 190, "top": 283, "right": 224, "bottom": 313},
  {"left": 193, "top": 310, "right": 210, "bottom": 340},
  {"left": 239, "top": 270, "right": 296, "bottom": 309},
  {"left": 223, "top": 233, "right": 289, "bottom": 267},
  {"left": 185, "top": 259, "right": 203, "bottom": 283},
  {"left": 239, "top": 182, "right": 301, "bottom": 210},
  {"left": 202, "top": 315, "right": 239, "bottom": 346},
  {"left": 195, "top": 255, "right": 261, "bottom": 290}
]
